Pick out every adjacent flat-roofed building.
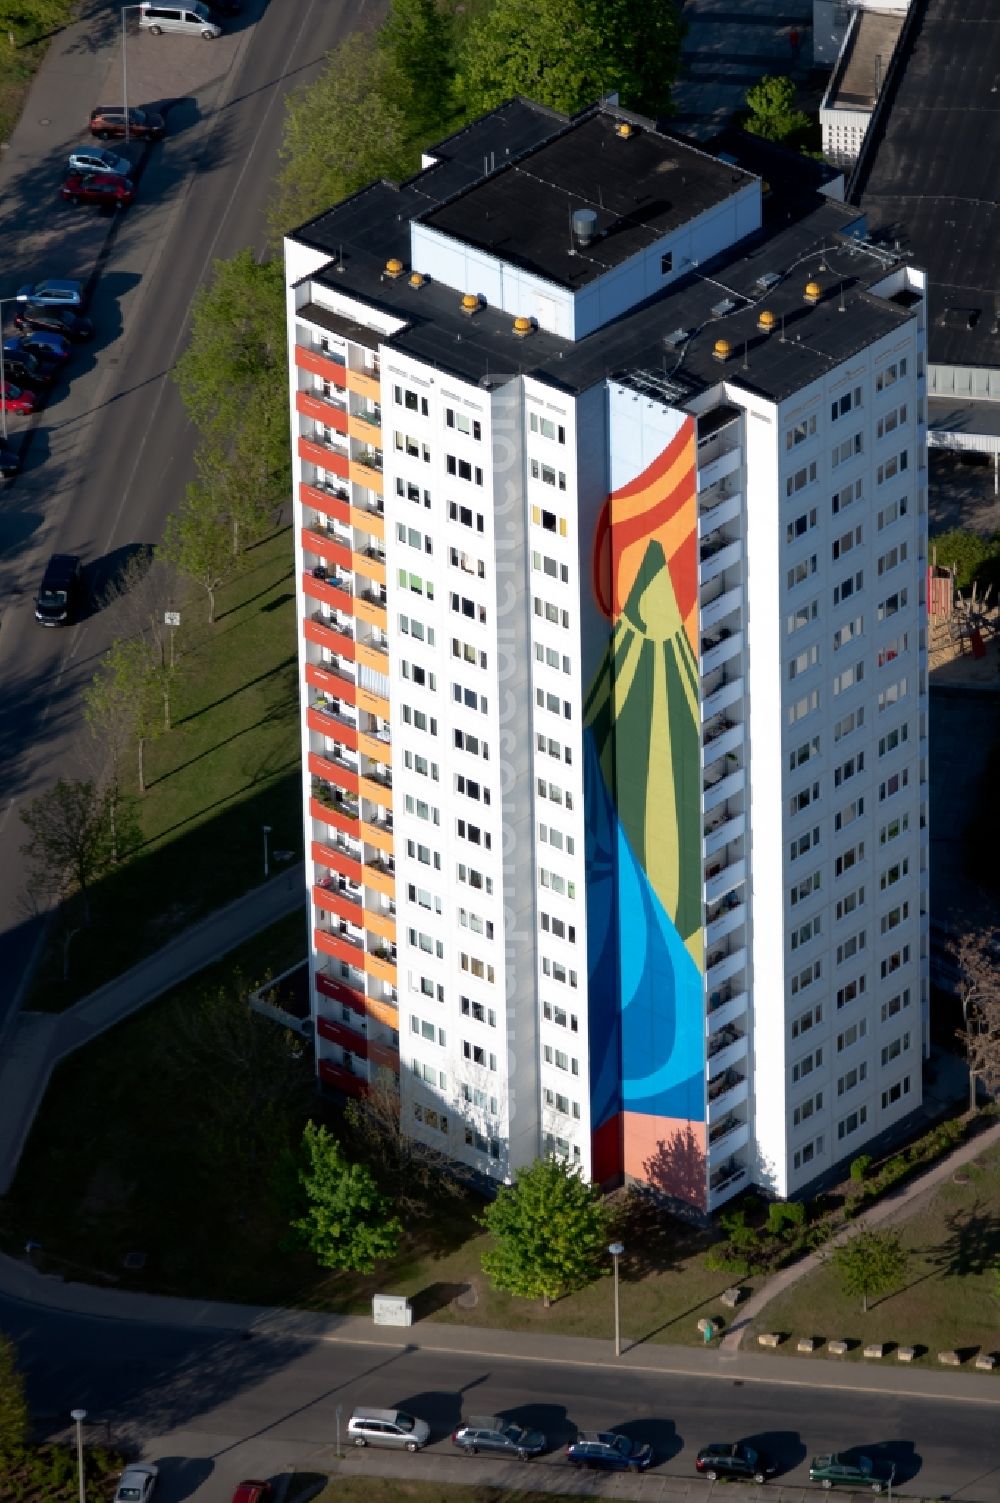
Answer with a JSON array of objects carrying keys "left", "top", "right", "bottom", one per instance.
[{"left": 285, "top": 99, "right": 929, "bottom": 1209}]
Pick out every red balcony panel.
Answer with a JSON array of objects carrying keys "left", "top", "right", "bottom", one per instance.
[
  {"left": 298, "top": 436, "right": 349, "bottom": 477},
  {"left": 318, "top": 1057, "right": 366, "bottom": 1098},
  {"left": 302, "top": 570, "right": 354, "bottom": 616},
  {"left": 296, "top": 390, "right": 348, "bottom": 430},
  {"left": 311, "top": 837, "right": 363, "bottom": 885},
  {"left": 314, "top": 883, "right": 363, "bottom": 925},
  {"left": 315, "top": 970, "right": 366, "bottom": 1014},
  {"left": 303, "top": 616, "right": 356, "bottom": 661},
  {"left": 317, "top": 1014, "right": 370, "bottom": 1056},
  {"left": 300, "top": 481, "right": 350, "bottom": 525},
  {"left": 306, "top": 709, "right": 359, "bottom": 750},
  {"left": 301, "top": 527, "right": 353, "bottom": 572},
  {"left": 295, "top": 344, "right": 347, "bottom": 386},
  {"left": 307, "top": 708, "right": 359, "bottom": 756},
  {"left": 315, "top": 927, "right": 365, "bottom": 971}
]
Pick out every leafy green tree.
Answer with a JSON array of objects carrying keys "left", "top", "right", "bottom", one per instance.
[
  {"left": 0, "top": 1332, "right": 29, "bottom": 1451},
  {"left": 160, "top": 481, "right": 237, "bottom": 625},
  {"left": 743, "top": 75, "right": 812, "bottom": 147},
  {"left": 86, "top": 637, "right": 162, "bottom": 798},
  {"left": 269, "top": 30, "right": 413, "bottom": 243},
  {"left": 292, "top": 1121, "right": 402, "bottom": 1272},
  {"left": 455, "top": 0, "right": 683, "bottom": 119},
  {"left": 833, "top": 1228, "right": 908, "bottom": 1313},
  {"left": 479, "top": 1156, "right": 609, "bottom": 1306},
  {"left": 20, "top": 779, "right": 115, "bottom": 928},
  {"left": 380, "top": 0, "right": 456, "bottom": 135},
  {"left": 0, "top": 0, "right": 72, "bottom": 43},
  {"left": 930, "top": 529, "right": 1000, "bottom": 593}
]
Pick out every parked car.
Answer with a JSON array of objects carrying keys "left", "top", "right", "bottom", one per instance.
[
  {"left": 0, "top": 384, "right": 37, "bottom": 415},
  {"left": 5, "top": 331, "right": 72, "bottom": 363},
  {"left": 809, "top": 1455, "right": 895, "bottom": 1493},
  {"left": 14, "top": 278, "right": 84, "bottom": 308},
  {"left": 68, "top": 144, "right": 131, "bottom": 177},
  {"left": 452, "top": 1416, "right": 545, "bottom": 1460},
  {"left": 138, "top": 2, "right": 221, "bottom": 37},
  {"left": 62, "top": 171, "right": 135, "bottom": 208},
  {"left": 230, "top": 1484, "right": 272, "bottom": 1503},
  {"left": 113, "top": 1466, "right": 157, "bottom": 1503},
  {"left": 347, "top": 1408, "right": 431, "bottom": 1452},
  {"left": 0, "top": 445, "right": 20, "bottom": 477},
  {"left": 89, "top": 105, "right": 166, "bottom": 141},
  {"left": 696, "top": 1442, "right": 775, "bottom": 1483},
  {"left": 566, "top": 1433, "right": 653, "bottom": 1473},
  {"left": 13, "top": 303, "right": 94, "bottom": 342},
  {"left": 2, "top": 352, "right": 57, "bottom": 391},
  {"left": 35, "top": 554, "right": 84, "bottom": 627}
]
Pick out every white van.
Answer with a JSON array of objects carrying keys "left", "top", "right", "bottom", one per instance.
[{"left": 138, "top": 3, "right": 221, "bottom": 37}]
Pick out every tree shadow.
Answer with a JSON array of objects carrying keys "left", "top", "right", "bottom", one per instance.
[
  {"left": 409, "top": 1282, "right": 472, "bottom": 1321},
  {"left": 614, "top": 1183, "right": 708, "bottom": 1280},
  {"left": 928, "top": 1200, "right": 1000, "bottom": 1279},
  {"left": 742, "top": 1431, "right": 807, "bottom": 1478},
  {"left": 613, "top": 1417, "right": 682, "bottom": 1465},
  {"left": 641, "top": 1122, "right": 707, "bottom": 1209}
]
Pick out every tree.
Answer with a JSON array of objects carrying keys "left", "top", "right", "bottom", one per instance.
[
  {"left": 160, "top": 480, "right": 237, "bottom": 625},
  {"left": 929, "top": 529, "right": 1000, "bottom": 594},
  {"left": 832, "top": 1228, "right": 908, "bottom": 1313},
  {"left": 0, "top": 1332, "right": 29, "bottom": 1452},
  {"left": 269, "top": 31, "right": 413, "bottom": 243},
  {"left": 0, "top": 0, "right": 73, "bottom": 43},
  {"left": 479, "top": 1156, "right": 609, "bottom": 1306},
  {"left": 743, "top": 75, "right": 812, "bottom": 147},
  {"left": 85, "top": 636, "right": 162, "bottom": 800},
  {"left": 292, "top": 1121, "right": 402, "bottom": 1272},
  {"left": 343, "top": 1070, "right": 464, "bottom": 1218},
  {"left": 380, "top": 0, "right": 456, "bottom": 135},
  {"left": 954, "top": 925, "right": 1000, "bottom": 1109},
  {"left": 20, "top": 779, "right": 114, "bottom": 928},
  {"left": 99, "top": 550, "right": 181, "bottom": 730},
  {"left": 454, "top": 0, "right": 683, "bottom": 120}
]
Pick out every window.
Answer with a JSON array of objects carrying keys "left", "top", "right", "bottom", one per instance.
[
  {"left": 793, "top": 1090, "right": 823, "bottom": 1127},
  {"left": 880, "top": 902, "right": 910, "bottom": 936},
  {"left": 875, "top": 358, "right": 906, "bottom": 392},
  {"left": 833, "top": 707, "right": 864, "bottom": 742},
  {"left": 835, "top": 928, "right": 866, "bottom": 966},
  {"left": 790, "top": 780, "right": 820, "bottom": 816},
  {"left": 788, "top": 689, "right": 819, "bottom": 725},
  {"left": 835, "top": 885, "right": 865, "bottom": 921},
  {"left": 877, "top": 496, "right": 908, "bottom": 531},
  {"left": 788, "top": 551, "right": 819, "bottom": 589},
  {"left": 837, "top": 1019, "right": 867, "bottom": 1053},
  {"left": 832, "top": 524, "right": 863, "bottom": 561},
  {"left": 834, "top": 841, "right": 864, "bottom": 878},
  {"left": 833, "top": 569, "right": 863, "bottom": 606},
  {"left": 789, "top": 644, "right": 819, "bottom": 680},
  {"left": 530, "top": 458, "right": 567, "bottom": 490},
  {"left": 529, "top": 412, "right": 567, "bottom": 444},
  {"left": 446, "top": 454, "right": 483, "bottom": 485},
  {"left": 832, "top": 659, "right": 864, "bottom": 696},
  {"left": 831, "top": 479, "right": 863, "bottom": 515},
  {"left": 786, "top": 462, "right": 818, "bottom": 497},
  {"left": 445, "top": 407, "right": 482, "bottom": 440},
  {"left": 394, "top": 385, "right": 429, "bottom": 416},
  {"left": 831, "top": 432, "right": 863, "bottom": 467},
  {"left": 787, "top": 508, "right": 818, "bottom": 543},
  {"left": 660, "top": 251, "right": 673, "bottom": 275},
  {"left": 786, "top": 415, "right": 817, "bottom": 449},
  {"left": 395, "top": 477, "right": 431, "bottom": 509},
  {"left": 789, "top": 735, "right": 821, "bottom": 771},
  {"left": 787, "top": 597, "right": 819, "bottom": 634},
  {"left": 881, "top": 987, "right": 911, "bottom": 1023},
  {"left": 448, "top": 500, "right": 485, "bottom": 533},
  {"left": 790, "top": 825, "right": 820, "bottom": 861},
  {"left": 792, "top": 1001, "right": 823, "bottom": 1036},
  {"left": 399, "top": 613, "right": 435, "bottom": 646},
  {"left": 876, "top": 452, "right": 909, "bottom": 487},
  {"left": 876, "top": 404, "right": 907, "bottom": 440},
  {"left": 790, "top": 868, "right": 822, "bottom": 905},
  {"left": 878, "top": 723, "right": 909, "bottom": 758},
  {"left": 837, "top": 1105, "right": 868, "bottom": 1140},
  {"left": 878, "top": 589, "right": 908, "bottom": 621},
  {"left": 877, "top": 634, "right": 909, "bottom": 668},
  {"left": 833, "top": 616, "right": 863, "bottom": 652},
  {"left": 877, "top": 542, "right": 908, "bottom": 576},
  {"left": 881, "top": 1075, "right": 912, "bottom": 1110},
  {"left": 881, "top": 1031, "right": 911, "bottom": 1067},
  {"left": 834, "top": 796, "right": 864, "bottom": 832},
  {"left": 879, "top": 856, "right": 909, "bottom": 890},
  {"left": 831, "top": 386, "right": 863, "bottom": 422},
  {"left": 793, "top": 1135, "right": 824, "bottom": 1172},
  {"left": 792, "top": 1046, "right": 823, "bottom": 1082},
  {"left": 791, "top": 959, "right": 822, "bottom": 996},
  {"left": 834, "top": 751, "right": 864, "bottom": 787},
  {"left": 790, "top": 915, "right": 821, "bottom": 950},
  {"left": 836, "top": 973, "right": 867, "bottom": 1009},
  {"left": 878, "top": 766, "right": 910, "bottom": 802}
]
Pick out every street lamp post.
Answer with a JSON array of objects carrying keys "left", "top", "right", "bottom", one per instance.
[
  {"left": 70, "top": 1409, "right": 87, "bottom": 1503},
  {"left": 121, "top": 5, "right": 143, "bottom": 146},
  {"left": 263, "top": 824, "right": 272, "bottom": 878},
  {"left": 963, "top": 994, "right": 978, "bottom": 1113},
  {"left": 0, "top": 293, "right": 29, "bottom": 445},
  {"left": 608, "top": 1240, "right": 625, "bottom": 1358}
]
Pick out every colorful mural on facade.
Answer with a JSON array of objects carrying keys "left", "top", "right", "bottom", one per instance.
[{"left": 584, "top": 403, "right": 707, "bottom": 1205}]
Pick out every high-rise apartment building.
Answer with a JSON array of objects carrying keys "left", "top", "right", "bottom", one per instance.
[{"left": 284, "top": 100, "right": 928, "bottom": 1211}]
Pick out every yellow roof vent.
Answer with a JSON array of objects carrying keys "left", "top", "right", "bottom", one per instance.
[
  {"left": 384, "top": 257, "right": 405, "bottom": 279},
  {"left": 804, "top": 280, "right": 822, "bottom": 305},
  {"left": 512, "top": 315, "right": 534, "bottom": 338},
  {"left": 757, "top": 308, "right": 776, "bottom": 333},
  {"left": 409, "top": 271, "right": 426, "bottom": 289},
  {"left": 712, "top": 338, "right": 733, "bottom": 363},
  {"left": 616, "top": 121, "right": 637, "bottom": 140},
  {"left": 460, "top": 292, "right": 483, "bottom": 316}
]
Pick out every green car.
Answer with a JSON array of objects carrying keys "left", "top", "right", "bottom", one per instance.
[{"left": 809, "top": 1455, "right": 895, "bottom": 1493}]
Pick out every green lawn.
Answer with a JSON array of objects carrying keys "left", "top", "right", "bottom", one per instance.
[
  {"left": 748, "top": 1141, "right": 1000, "bottom": 1366},
  {"left": 30, "top": 529, "right": 301, "bottom": 1010}
]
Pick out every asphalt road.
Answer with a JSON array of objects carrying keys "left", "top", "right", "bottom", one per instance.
[
  {"left": 4, "top": 1293, "right": 1000, "bottom": 1501},
  {"left": 0, "top": 0, "right": 372, "bottom": 1025}
]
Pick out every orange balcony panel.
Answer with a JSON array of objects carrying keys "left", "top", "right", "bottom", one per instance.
[
  {"left": 347, "top": 412, "right": 382, "bottom": 444},
  {"left": 356, "top": 686, "right": 390, "bottom": 720},
  {"left": 355, "top": 641, "right": 389, "bottom": 676},
  {"left": 297, "top": 390, "right": 349, "bottom": 430},
  {"left": 314, "top": 883, "right": 363, "bottom": 924},
  {"left": 295, "top": 344, "right": 346, "bottom": 386},
  {"left": 312, "top": 839, "right": 363, "bottom": 885},
  {"left": 318, "top": 1057, "right": 366, "bottom": 1097},
  {"left": 303, "top": 618, "right": 357, "bottom": 662},
  {"left": 298, "top": 436, "right": 349, "bottom": 478},
  {"left": 352, "top": 550, "right": 386, "bottom": 588},
  {"left": 301, "top": 571, "right": 354, "bottom": 617},
  {"left": 349, "top": 461, "right": 384, "bottom": 495},
  {"left": 364, "top": 950, "right": 397, "bottom": 987},
  {"left": 317, "top": 1014, "right": 369, "bottom": 1056},
  {"left": 350, "top": 505, "right": 384, "bottom": 540},
  {"left": 301, "top": 527, "right": 353, "bottom": 572},
  {"left": 368, "top": 1039, "right": 400, "bottom": 1074},
  {"left": 300, "top": 481, "right": 350, "bottom": 525},
  {"left": 364, "top": 861, "right": 396, "bottom": 899},
  {"left": 364, "top": 906, "right": 396, "bottom": 943},
  {"left": 359, "top": 775, "right": 393, "bottom": 811},
  {"left": 359, "top": 818, "right": 393, "bottom": 855},
  {"left": 345, "top": 368, "right": 381, "bottom": 401},
  {"left": 355, "top": 597, "right": 387, "bottom": 631},
  {"left": 306, "top": 662, "right": 360, "bottom": 709},
  {"left": 366, "top": 994, "right": 399, "bottom": 1030},
  {"left": 315, "top": 927, "right": 365, "bottom": 970},
  {"left": 357, "top": 730, "right": 389, "bottom": 763}
]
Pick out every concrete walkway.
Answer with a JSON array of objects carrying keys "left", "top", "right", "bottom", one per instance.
[
  {"left": 0, "top": 866, "right": 305, "bottom": 1195},
  {"left": 721, "top": 1114, "right": 1000, "bottom": 1351}
]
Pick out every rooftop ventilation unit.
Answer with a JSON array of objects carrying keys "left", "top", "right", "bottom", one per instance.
[
  {"left": 711, "top": 298, "right": 736, "bottom": 317},
  {"left": 664, "top": 327, "right": 689, "bottom": 349},
  {"left": 572, "top": 208, "right": 599, "bottom": 247},
  {"left": 755, "top": 271, "right": 780, "bottom": 291}
]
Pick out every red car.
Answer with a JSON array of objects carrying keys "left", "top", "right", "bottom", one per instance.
[
  {"left": 0, "top": 385, "right": 37, "bottom": 414},
  {"left": 231, "top": 1484, "right": 273, "bottom": 1503},
  {"left": 61, "top": 171, "right": 134, "bottom": 208}
]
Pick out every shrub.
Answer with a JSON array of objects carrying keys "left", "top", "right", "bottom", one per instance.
[{"left": 850, "top": 1154, "right": 872, "bottom": 1184}]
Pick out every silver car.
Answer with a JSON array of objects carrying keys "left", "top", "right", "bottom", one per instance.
[
  {"left": 68, "top": 145, "right": 131, "bottom": 178},
  {"left": 347, "top": 1407, "right": 431, "bottom": 1452}
]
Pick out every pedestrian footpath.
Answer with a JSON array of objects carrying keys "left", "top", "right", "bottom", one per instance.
[{"left": 0, "top": 866, "right": 305, "bottom": 1195}]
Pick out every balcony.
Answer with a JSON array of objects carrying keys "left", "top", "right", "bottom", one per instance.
[
  {"left": 294, "top": 343, "right": 347, "bottom": 387},
  {"left": 703, "top": 715, "right": 743, "bottom": 756},
  {"left": 698, "top": 489, "right": 741, "bottom": 540},
  {"left": 700, "top": 536, "right": 742, "bottom": 584},
  {"left": 705, "top": 897, "right": 746, "bottom": 948},
  {"left": 701, "top": 676, "right": 743, "bottom": 722},
  {"left": 311, "top": 778, "right": 359, "bottom": 820},
  {"left": 706, "top": 1069, "right": 748, "bottom": 1121},
  {"left": 703, "top": 767, "right": 744, "bottom": 813},
  {"left": 704, "top": 807, "right": 745, "bottom": 858},
  {"left": 705, "top": 1027, "right": 748, "bottom": 1076},
  {"left": 318, "top": 1056, "right": 366, "bottom": 1098},
  {"left": 705, "top": 855, "right": 746, "bottom": 904},
  {"left": 298, "top": 435, "right": 349, "bottom": 479},
  {"left": 701, "top": 582, "right": 743, "bottom": 631},
  {"left": 706, "top": 943, "right": 747, "bottom": 991},
  {"left": 345, "top": 367, "right": 381, "bottom": 401},
  {"left": 302, "top": 568, "right": 354, "bottom": 616},
  {"left": 708, "top": 1159, "right": 749, "bottom": 1209},
  {"left": 314, "top": 966, "right": 366, "bottom": 1013},
  {"left": 348, "top": 411, "right": 382, "bottom": 445},
  {"left": 708, "top": 1114, "right": 749, "bottom": 1158},
  {"left": 701, "top": 628, "right": 743, "bottom": 677},
  {"left": 705, "top": 986, "right": 749, "bottom": 1033},
  {"left": 696, "top": 424, "right": 741, "bottom": 475},
  {"left": 296, "top": 389, "right": 348, "bottom": 430},
  {"left": 304, "top": 611, "right": 356, "bottom": 659},
  {"left": 311, "top": 838, "right": 363, "bottom": 884}
]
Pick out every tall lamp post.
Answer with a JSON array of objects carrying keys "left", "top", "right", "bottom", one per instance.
[
  {"left": 70, "top": 1408, "right": 87, "bottom": 1503},
  {"left": 609, "top": 1240, "right": 625, "bottom": 1358},
  {"left": 263, "top": 824, "right": 272, "bottom": 878},
  {"left": 0, "top": 292, "right": 29, "bottom": 445},
  {"left": 121, "top": 5, "right": 143, "bottom": 146}
]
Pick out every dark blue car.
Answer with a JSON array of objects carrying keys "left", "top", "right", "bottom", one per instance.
[{"left": 566, "top": 1433, "right": 653, "bottom": 1472}]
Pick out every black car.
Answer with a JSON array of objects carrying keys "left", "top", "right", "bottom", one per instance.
[
  {"left": 3, "top": 352, "right": 57, "bottom": 391},
  {"left": 452, "top": 1417, "right": 546, "bottom": 1460},
  {"left": 566, "top": 1433, "right": 653, "bottom": 1472},
  {"left": 696, "top": 1442, "right": 775, "bottom": 1483},
  {"left": 35, "top": 554, "right": 83, "bottom": 626},
  {"left": 13, "top": 303, "right": 94, "bottom": 342},
  {"left": 0, "top": 445, "right": 20, "bottom": 478}
]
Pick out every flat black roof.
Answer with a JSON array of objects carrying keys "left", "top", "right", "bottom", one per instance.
[
  {"left": 419, "top": 111, "right": 754, "bottom": 292},
  {"left": 855, "top": 0, "right": 1000, "bottom": 370}
]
